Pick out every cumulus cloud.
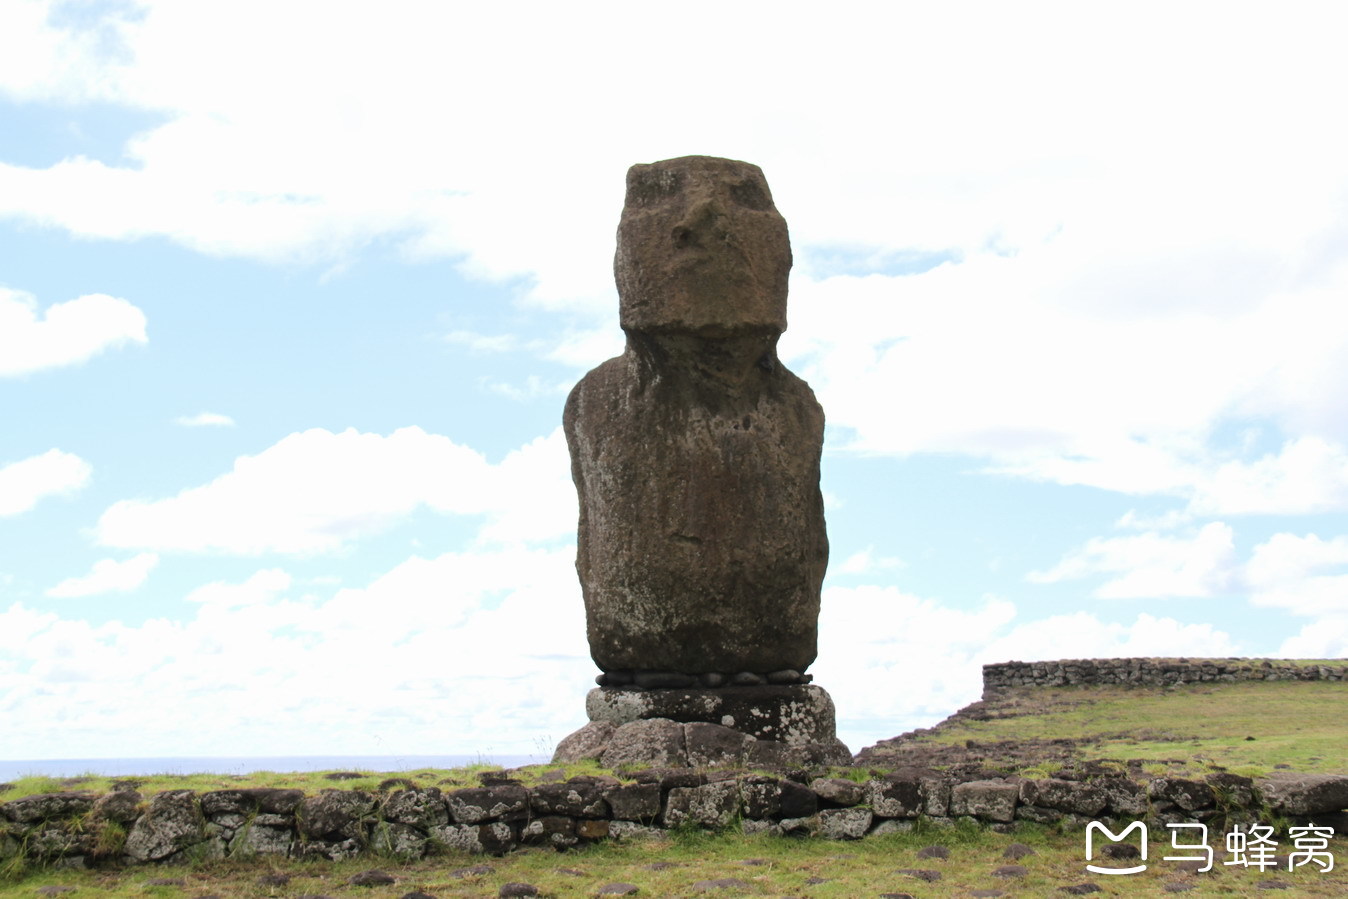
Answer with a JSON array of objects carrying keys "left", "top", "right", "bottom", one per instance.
[
  {"left": 175, "top": 412, "right": 235, "bottom": 427},
  {"left": 836, "top": 546, "right": 905, "bottom": 575},
  {"left": 1188, "top": 438, "right": 1348, "bottom": 517},
  {"left": 1, "top": 546, "right": 590, "bottom": 758},
  {"left": 46, "top": 553, "right": 159, "bottom": 598},
  {"left": 0, "top": 449, "right": 92, "bottom": 517},
  {"left": 1278, "top": 617, "right": 1348, "bottom": 660},
  {"left": 1, "top": 4, "right": 1346, "bottom": 522},
  {"left": 816, "top": 585, "right": 1241, "bottom": 749},
  {"left": 1027, "top": 522, "right": 1238, "bottom": 599},
  {"left": 0, "top": 288, "right": 148, "bottom": 376},
  {"left": 96, "top": 426, "right": 574, "bottom": 554},
  {"left": 1245, "top": 532, "right": 1348, "bottom": 617}
]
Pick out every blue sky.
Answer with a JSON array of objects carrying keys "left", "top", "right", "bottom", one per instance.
[{"left": 3, "top": 1, "right": 1348, "bottom": 762}]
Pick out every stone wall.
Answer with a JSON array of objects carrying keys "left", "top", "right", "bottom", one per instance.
[
  {"left": 4, "top": 767, "right": 1347, "bottom": 870},
  {"left": 984, "top": 658, "right": 1348, "bottom": 694}
]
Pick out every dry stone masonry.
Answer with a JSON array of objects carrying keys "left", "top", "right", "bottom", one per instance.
[
  {"left": 559, "top": 155, "right": 843, "bottom": 763},
  {"left": 3, "top": 767, "right": 1345, "bottom": 870},
  {"left": 984, "top": 658, "right": 1348, "bottom": 692}
]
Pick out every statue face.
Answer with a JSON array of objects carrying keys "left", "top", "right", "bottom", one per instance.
[{"left": 615, "top": 156, "right": 791, "bottom": 336}]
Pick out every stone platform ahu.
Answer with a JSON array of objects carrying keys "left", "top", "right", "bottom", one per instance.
[{"left": 554, "top": 155, "right": 848, "bottom": 767}]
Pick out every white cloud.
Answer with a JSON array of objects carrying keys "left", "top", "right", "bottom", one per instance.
[
  {"left": 46, "top": 553, "right": 159, "bottom": 598},
  {"left": 0, "top": 288, "right": 148, "bottom": 376},
  {"left": 0, "top": 4, "right": 1345, "bottom": 520},
  {"left": 836, "top": 546, "right": 905, "bottom": 575},
  {"left": 1278, "top": 617, "right": 1348, "bottom": 660},
  {"left": 1188, "top": 438, "right": 1348, "bottom": 517},
  {"left": 1027, "top": 522, "right": 1238, "bottom": 599},
  {"left": 1115, "top": 509, "right": 1192, "bottom": 531},
  {"left": 984, "top": 612, "right": 1240, "bottom": 664},
  {"left": 443, "top": 330, "right": 521, "bottom": 354},
  {"left": 0, "top": 545, "right": 591, "bottom": 758},
  {"left": 816, "top": 584, "right": 1242, "bottom": 750},
  {"left": 1245, "top": 532, "right": 1348, "bottom": 617},
  {"left": 0, "top": 449, "right": 92, "bottom": 517},
  {"left": 816, "top": 586, "right": 1017, "bottom": 746},
  {"left": 184, "top": 568, "right": 290, "bottom": 608},
  {"left": 482, "top": 375, "right": 572, "bottom": 402},
  {"left": 96, "top": 426, "right": 574, "bottom": 554},
  {"left": 175, "top": 412, "right": 235, "bottom": 427}
]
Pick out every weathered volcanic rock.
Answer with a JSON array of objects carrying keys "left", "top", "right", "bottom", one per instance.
[
  {"left": 565, "top": 155, "right": 827, "bottom": 675},
  {"left": 585, "top": 684, "right": 838, "bottom": 745}
]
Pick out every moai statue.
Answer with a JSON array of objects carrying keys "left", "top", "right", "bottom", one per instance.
[{"left": 557, "top": 156, "right": 847, "bottom": 765}]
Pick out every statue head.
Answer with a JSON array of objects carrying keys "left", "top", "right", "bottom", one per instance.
[{"left": 615, "top": 156, "right": 791, "bottom": 337}]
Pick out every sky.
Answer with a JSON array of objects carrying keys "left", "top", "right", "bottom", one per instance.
[{"left": 3, "top": 1, "right": 1348, "bottom": 763}]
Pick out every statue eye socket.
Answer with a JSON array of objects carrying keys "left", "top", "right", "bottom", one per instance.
[
  {"left": 730, "top": 179, "right": 772, "bottom": 211},
  {"left": 627, "top": 170, "right": 683, "bottom": 206}
]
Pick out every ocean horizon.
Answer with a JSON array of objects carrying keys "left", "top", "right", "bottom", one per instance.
[{"left": 0, "top": 754, "right": 543, "bottom": 782}]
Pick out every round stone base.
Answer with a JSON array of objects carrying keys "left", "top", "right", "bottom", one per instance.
[
  {"left": 586, "top": 684, "right": 839, "bottom": 745},
  {"left": 553, "top": 684, "right": 851, "bottom": 769}
]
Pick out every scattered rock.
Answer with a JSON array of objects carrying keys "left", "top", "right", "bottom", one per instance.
[
  {"left": 348, "top": 870, "right": 396, "bottom": 887},
  {"left": 377, "top": 778, "right": 418, "bottom": 792},
  {"left": 323, "top": 772, "right": 365, "bottom": 781},
  {"left": 1255, "top": 882, "right": 1292, "bottom": 891},
  {"left": 1002, "top": 842, "right": 1037, "bottom": 859},
  {"left": 691, "top": 879, "right": 749, "bottom": 892},
  {"left": 600, "top": 719, "right": 688, "bottom": 769},
  {"left": 1059, "top": 886, "right": 1103, "bottom": 895},
  {"left": 810, "top": 777, "right": 865, "bottom": 807},
  {"left": 124, "top": 791, "right": 204, "bottom": 862},
  {"left": 143, "top": 879, "right": 185, "bottom": 886},
  {"left": 401, "top": 892, "right": 437, "bottom": 899},
  {"left": 894, "top": 868, "right": 941, "bottom": 882},
  {"left": 819, "top": 807, "right": 872, "bottom": 840},
  {"left": 90, "top": 789, "right": 143, "bottom": 824},
  {"left": 498, "top": 884, "right": 539, "bottom": 898},
  {"left": 35, "top": 889, "right": 77, "bottom": 896},
  {"left": 597, "top": 885, "right": 639, "bottom": 896},
  {"left": 915, "top": 845, "right": 949, "bottom": 859},
  {"left": 445, "top": 785, "right": 528, "bottom": 825},
  {"left": 1256, "top": 773, "right": 1348, "bottom": 815},
  {"left": 950, "top": 780, "right": 1019, "bottom": 822},
  {"left": 5, "top": 793, "right": 98, "bottom": 824},
  {"left": 1162, "top": 884, "right": 1196, "bottom": 893},
  {"left": 257, "top": 873, "right": 290, "bottom": 886},
  {"left": 449, "top": 865, "right": 493, "bottom": 878},
  {"left": 553, "top": 721, "right": 617, "bottom": 764},
  {"left": 992, "top": 864, "right": 1028, "bottom": 877},
  {"left": 1148, "top": 777, "right": 1216, "bottom": 812}
]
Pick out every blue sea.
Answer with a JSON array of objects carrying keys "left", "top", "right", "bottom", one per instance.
[{"left": 0, "top": 754, "right": 542, "bottom": 782}]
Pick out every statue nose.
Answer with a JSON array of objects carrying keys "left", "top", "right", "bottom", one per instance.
[{"left": 672, "top": 193, "right": 726, "bottom": 249}]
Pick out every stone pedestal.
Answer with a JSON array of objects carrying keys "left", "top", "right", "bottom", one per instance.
[{"left": 554, "top": 684, "right": 851, "bottom": 768}]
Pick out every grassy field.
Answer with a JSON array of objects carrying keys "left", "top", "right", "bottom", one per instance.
[
  {"left": 874, "top": 679, "right": 1348, "bottom": 778},
  {"left": 4, "top": 823, "right": 1347, "bottom": 898},
  {"left": 0, "top": 763, "right": 607, "bottom": 805}
]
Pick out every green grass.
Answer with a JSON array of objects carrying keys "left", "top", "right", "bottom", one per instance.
[
  {"left": 0, "top": 759, "right": 622, "bottom": 803},
  {"left": 3, "top": 825, "right": 1345, "bottom": 897},
  {"left": 910, "top": 679, "right": 1348, "bottom": 777}
]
